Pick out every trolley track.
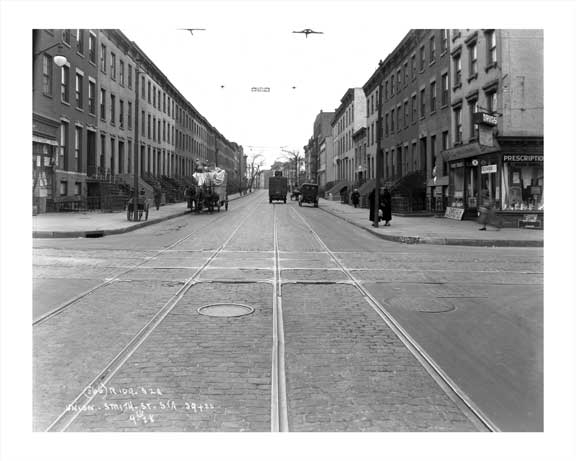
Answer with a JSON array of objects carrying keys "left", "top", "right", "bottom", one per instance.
[
  {"left": 33, "top": 196, "right": 257, "bottom": 326},
  {"left": 288, "top": 205, "right": 499, "bottom": 432},
  {"left": 44, "top": 198, "right": 262, "bottom": 432}
]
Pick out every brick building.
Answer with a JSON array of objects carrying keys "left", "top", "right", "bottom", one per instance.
[
  {"left": 443, "top": 29, "right": 543, "bottom": 227},
  {"left": 33, "top": 29, "right": 243, "bottom": 213}
]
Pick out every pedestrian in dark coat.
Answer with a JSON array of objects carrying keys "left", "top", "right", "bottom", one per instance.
[
  {"left": 351, "top": 189, "right": 360, "bottom": 208},
  {"left": 368, "top": 189, "right": 375, "bottom": 222},
  {"left": 153, "top": 188, "right": 162, "bottom": 210},
  {"left": 381, "top": 188, "right": 392, "bottom": 226}
]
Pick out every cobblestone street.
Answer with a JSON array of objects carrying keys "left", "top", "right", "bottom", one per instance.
[{"left": 32, "top": 191, "right": 543, "bottom": 433}]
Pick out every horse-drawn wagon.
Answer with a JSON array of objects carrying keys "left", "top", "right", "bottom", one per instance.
[{"left": 186, "top": 167, "right": 228, "bottom": 213}]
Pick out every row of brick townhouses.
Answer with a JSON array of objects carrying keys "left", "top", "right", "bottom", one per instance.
[
  {"left": 33, "top": 29, "right": 244, "bottom": 213},
  {"left": 303, "top": 29, "right": 543, "bottom": 226}
]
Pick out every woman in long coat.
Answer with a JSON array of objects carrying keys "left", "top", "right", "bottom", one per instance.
[
  {"left": 368, "top": 189, "right": 375, "bottom": 222},
  {"left": 381, "top": 188, "right": 392, "bottom": 226}
]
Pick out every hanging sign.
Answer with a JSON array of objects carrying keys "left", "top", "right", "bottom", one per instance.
[{"left": 481, "top": 164, "right": 497, "bottom": 174}]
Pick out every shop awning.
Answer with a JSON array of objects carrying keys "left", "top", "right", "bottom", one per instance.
[
  {"left": 33, "top": 135, "right": 59, "bottom": 146},
  {"left": 441, "top": 142, "right": 499, "bottom": 162}
]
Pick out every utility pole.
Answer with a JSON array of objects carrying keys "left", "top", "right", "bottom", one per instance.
[
  {"left": 132, "top": 48, "right": 141, "bottom": 221},
  {"left": 373, "top": 77, "right": 382, "bottom": 228}
]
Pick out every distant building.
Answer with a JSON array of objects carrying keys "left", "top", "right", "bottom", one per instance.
[{"left": 331, "top": 88, "right": 367, "bottom": 184}]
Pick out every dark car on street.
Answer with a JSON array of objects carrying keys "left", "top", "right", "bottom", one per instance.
[{"left": 298, "top": 183, "right": 318, "bottom": 207}]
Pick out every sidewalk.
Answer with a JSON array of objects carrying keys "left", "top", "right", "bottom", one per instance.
[
  {"left": 318, "top": 199, "right": 543, "bottom": 247},
  {"left": 32, "top": 192, "right": 248, "bottom": 238}
]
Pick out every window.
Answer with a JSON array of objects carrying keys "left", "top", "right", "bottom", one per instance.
[
  {"left": 88, "top": 80, "right": 95, "bottom": 114},
  {"left": 119, "top": 100, "right": 124, "bottom": 129},
  {"left": 454, "top": 106, "right": 462, "bottom": 143},
  {"left": 147, "top": 81, "right": 151, "bottom": 103},
  {"left": 88, "top": 32, "right": 96, "bottom": 62},
  {"left": 62, "top": 29, "right": 71, "bottom": 45},
  {"left": 153, "top": 86, "right": 156, "bottom": 108},
  {"left": 75, "top": 73, "right": 83, "bottom": 109},
  {"left": 153, "top": 116, "right": 156, "bottom": 141},
  {"left": 419, "top": 45, "right": 425, "bottom": 71},
  {"left": 110, "top": 94, "right": 115, "bottom": 124},
  {"left": 141, "top": 76, "right": 145, "bottom": 98},
  {"left": 397, "top": 69, "right": 402, "bottom": 91},
  {"left": 441, "top": 29, "right": 448, "bottom": 53},
  {"left": 420, "top": 88, "right": 426, "bottom": 118},
  {"left": 404, "top": 62, "right": 409, "bottom": 85},
  {"left": 390, "top": 109, "right": 395, "bottom": 132},
  {"left": 60, "top": 181, "right": 68, "bottom": 196},
  {"left": 469, "top": 99, "right": 479, "bottom": 139},
  {"left": 429, "top": 35, "right": 436, "bottom": 63},
  {"left": 430, "top": 81, "right": 437, "bottom": 112},
  {"left": 119, "top": 60, "right": 124, "bottom": 86},
  {"left": 384, "top": 81, "right": 388, "bottom": 100},
  {"left": 453, "top": 53, "right": 462, "bottom": 87},
  {"left": 141, "top": 110, "right": 145, "bottom": 134},
  {"left": 100, "top": 88, "right": 106, "bottom": 120},
  {"left": 385, "top": 113, "right": 389, "bottom": 136},
  {"left": 391, "top": 75, "right": 395, "bottom": 95},
  {"left": 163, "top": 120, "right": 166, "bottom": 141},
  {"left": 404, "top": 101, "right": 409, "bottom": 127},
  {"left": 110, "top": 52, "right": 116, "bottom": 80},
  {"left": 163, "top": 93, "right": 166, "bottom": 113},
  {"left": 128, "top": 101, "right": 132, "bottom": 129},
  {"left": 75, "top": 182, "right": 82, "bottom": 196},
  {"left": 411, "top": 94, "right": 417, "bottom": 122},
  {"left": 76, "top": 29, "right": 84, "bottom": 55},
  {"left": 42, "top": 54, "right": 52, "bottom": 96},
  {"left": 59, "top": 122, "right": 68, "bottom": 170},
  {"left": 397, "top": 105, "right": 401, "bottom": 130},
  {"left": 100, "top": 43, "right": 106, "bottom": 72},
  {"left": 469, "top": 42, "right": 478, "bottom": 76},
  {"left": 431, "top": 135, "right": 437, "bottom": 172},
  {"left": 486, "top": 90, "right": 498, "bottom": 114},
  {"left": 61, "top": 65, "right": 69, "bottom": 103},
  {"left": 441, "top": 73, "right": 449, "bottom": 106},
  {"left": 128, "top": 64, "right": 132, "bottom": 89},
  {"left": 411, "top": 55, "right": 416, "bottom": 79},
  {"left": 148, "top": 114, "right": 151, "bottom": 139},
  {"left": 74, "top": 126, "right": 82, "bottom": 172},
  {"left": 486, "top": 30, "right": 497, "bottom": 66}
]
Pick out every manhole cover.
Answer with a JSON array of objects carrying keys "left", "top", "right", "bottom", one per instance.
[{"left": 197, "top": 303, "right": 255, "bottom": 318}]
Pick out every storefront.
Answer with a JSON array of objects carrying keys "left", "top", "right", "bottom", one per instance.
[{"left": 443, "top": 137, "right": 543, "bottom": 228}]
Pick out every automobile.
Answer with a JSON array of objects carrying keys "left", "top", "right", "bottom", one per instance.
[
  {"left": 298, "top": 183, "right": 319, "bottom": 207},
  {"left": 269, "top": 171, "right": 288, "bottom": 203}
]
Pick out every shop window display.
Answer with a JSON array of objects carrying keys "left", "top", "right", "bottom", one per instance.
[{"left": 501, "top": 163, "right": 543, "bottom": 211}]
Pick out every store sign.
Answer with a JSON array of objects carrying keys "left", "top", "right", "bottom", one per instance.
[
  {"left": 473, "top": 112, "right": 498, "bottom": 126},
  {"left": 503, "top": 154, "right": 543, "bottom": 162},
  {"left": 445, "top": 207, "right": 465, "bottom": 220},
  {"left": 481, "top": 164, "right": 497, "bottom": 174}
]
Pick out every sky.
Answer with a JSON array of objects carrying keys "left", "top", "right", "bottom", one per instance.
[{"left": 122, "top": 3, "right": 408, "bottom": 168}]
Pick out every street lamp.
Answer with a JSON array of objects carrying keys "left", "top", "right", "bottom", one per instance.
[{"left": 34, "top": 42, "right": 68, "bottom": 68}]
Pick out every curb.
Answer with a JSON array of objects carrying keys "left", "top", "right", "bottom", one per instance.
[
  {"left": 32, "top": 193, "right": 252, "bottom": 239},
  {"left": 33, "top": 210, "right": 191, "bottom": 239},
  {"left": 319, "top": 206, "right": 543, "bottom": 248}
]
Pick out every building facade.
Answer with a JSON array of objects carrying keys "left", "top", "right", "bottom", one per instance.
[
  {"left": 331, "top": 88, "right": 367, "bottom": 183},
  {"left": 378, "top": 29, "right": 452, "bottom": 211},
  {"left": 443, "top": 29, "right": 543, "bottom": 226},
  {"left": 33, "top": 29, "right": 243, "bottom": 213}
]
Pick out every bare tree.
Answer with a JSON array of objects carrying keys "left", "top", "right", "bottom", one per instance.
[
  {"left": 246, "top": 153, "right": 265, "bottom": 192},
  {"left": 280, "top": 149, "right": 304, "bottom": 187}
]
